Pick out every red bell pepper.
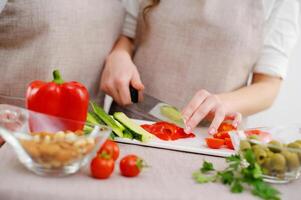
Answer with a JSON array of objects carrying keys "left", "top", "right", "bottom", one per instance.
[{"left": 26, "top": 70, "right": 89, "bottom": 132}]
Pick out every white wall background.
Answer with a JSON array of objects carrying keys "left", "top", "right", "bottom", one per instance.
[{"left": 248, "top": 17, "right": 301, "bottom": 127}]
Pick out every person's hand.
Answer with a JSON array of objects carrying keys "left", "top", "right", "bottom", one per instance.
[
  {"left": 100, "top": 50, "right": 144, "bottom": 106},
  {"left": 181, "top": 89, "right": 242, "bottom": 134}
]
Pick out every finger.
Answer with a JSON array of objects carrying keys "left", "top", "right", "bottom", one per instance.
[
  {"left": 185, "top": 96, "right": 216, "bottom": 132},
  {"left": 229, "top": 112, "right": 242, "bottom": 128},
  {"left": 181, "top": 90, "right": 210, "bottom": 120},
  {"left": 100, "top": 82, "right": 121, "bottom": 105},
  {"left": 116, "top": 80, "right": 132, "bottom": 106},
  {"left": 108, "top": 86, "right": 122, "bottom": 105},
  {"left": 208, "top": 107, "right": 226, "bottom": 135},
  {"left": 131, "top": 71, "right": 145, "bottom": 91}
]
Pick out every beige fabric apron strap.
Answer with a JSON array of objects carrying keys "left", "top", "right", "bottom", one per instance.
[
  {"left": 134, "top": 0, "right": 264, "bottom": 109},
  {"left": 0, "top": 0, "right": 125, "bottom": 107}
]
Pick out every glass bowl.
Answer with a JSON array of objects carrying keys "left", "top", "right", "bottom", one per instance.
[
  {"left": 0, "top": 104, "right": 111, "bottom": 176},
  {"left": 231, "top": 125, "right": 301, "bottom": 183}
]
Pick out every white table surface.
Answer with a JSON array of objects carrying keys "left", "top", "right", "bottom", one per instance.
[{"left": 0, "top": 142, "right": 300, "bottom": 200}]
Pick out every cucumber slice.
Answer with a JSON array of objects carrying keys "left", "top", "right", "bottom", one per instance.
[
  {"left": 123, "top": 129, "right": 134, "bottom": 139},
  {"left": 91, "top": 102, "right": 124, "bottom": 137},
  {"left": 113, "top": 112, "right": 153, "bottom": 142},
  {"left": 87, "top": 112, "right": 104, "bottom": 125},
  {"left": 160, "top": 105, "right": 183, "bottom": 125}
]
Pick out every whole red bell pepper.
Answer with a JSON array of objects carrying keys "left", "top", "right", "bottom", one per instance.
[{"left": 26, "top": 70, "right": 89, "bottom": 132}]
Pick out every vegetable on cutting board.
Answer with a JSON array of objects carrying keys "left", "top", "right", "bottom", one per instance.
[
  {"left": 89, "top": 102, "right": 152, "bottom": 142},
  {"left": 113, "top": 112, "right": 153, "bottom": 143},
  {"left": 90, "top": 102, "right": 124, "bottom": 137},
  {"left": 141, "top": 121, "right": 195, "bottom": 141},
  {"left": 26, "top": 70, "right": 89, "bottom": 132},
  {"left": 205, "top": 122, "right": 236, "bottom": 150},
  {"left": 160, "top": 105, "right": 183, "bottom": 124},
  {"left": 87, "top": 112, "right": 104, "bottom": 125}
]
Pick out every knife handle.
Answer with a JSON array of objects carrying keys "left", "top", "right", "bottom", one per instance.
[{"left": 130, "top": 85, "right": 139, "bottom": 103}]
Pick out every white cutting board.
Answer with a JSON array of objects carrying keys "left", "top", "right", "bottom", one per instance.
[{"left": 114, "top": 119, "right": 235, "bottom": 157}]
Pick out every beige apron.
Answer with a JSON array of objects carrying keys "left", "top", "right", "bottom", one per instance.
[
  {"left": 0, "top": 0, "right": 125, "bottom": 106},
  {"left": 134, "top": 0, "right": 264, "bottom": 109}
]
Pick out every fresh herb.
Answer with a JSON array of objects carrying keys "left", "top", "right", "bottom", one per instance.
[
  {"left": 193, "top": 150, "right": 281, "bottom": 200},
  {"left": 201, "top": 161, "right": 214, "bottom": 173}
]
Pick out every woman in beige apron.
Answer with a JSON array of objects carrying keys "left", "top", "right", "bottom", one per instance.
[
  {"left": 101, "top": 0, "right": 286, "bottom": 134},
  {"left": 0, "top": 0, "right": 125, "bottom": 106}
]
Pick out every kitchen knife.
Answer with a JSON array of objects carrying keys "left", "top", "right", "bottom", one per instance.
[
  {"left": 129, "top": 86, "right": 186, "bottom": 128},
  {"left": 109, "top": 86, "right": 186, "bottom": 128}
]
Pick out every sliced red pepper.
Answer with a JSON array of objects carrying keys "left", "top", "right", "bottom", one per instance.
[
  {"left": 26, "top": 70, "right": 89, "bottom": 132},
  {"left": 217, "top": 123, "right": 236, "bottom": 132},
  {"left": 213, "top": 132, "right": 230, "bottom": 140},
  {"left": 225, "top": 138, "right": 234, "bottom": 150},
  {"left": 141, "top": 121, "right": 195, "bottom": 141},
  {"left": 205, "top": 138, "right": 224, "bottom": 149}
]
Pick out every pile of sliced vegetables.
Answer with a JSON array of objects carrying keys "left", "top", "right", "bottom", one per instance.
[
  {"left": 205, "top": 123, "right": 237, "bottom": 150},
  {"left": 85, "top": 102, "right": 153, "bottom": 142}
]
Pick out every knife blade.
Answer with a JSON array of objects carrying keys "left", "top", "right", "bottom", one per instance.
[
  {"left": 109, "top": 86, "right": 186, "bottom": 128},
  {"left": 128, "top": 86, "right": 186, "bottom": 128}
]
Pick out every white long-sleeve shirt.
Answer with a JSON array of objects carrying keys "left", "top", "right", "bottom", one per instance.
[{"left": 121, "top": 0, "right": 300, "bottom": 79}]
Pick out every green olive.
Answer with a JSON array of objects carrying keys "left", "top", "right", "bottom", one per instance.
[
  {"left": 287, "top": 142, "right": 301, "bottom": 149},
  {"left": 294, "top": 140, "right": 301, "bottom": 146},
  {"left": 262, "top": 156, "right": 271, "bottom": 169},
  {"left": 269, "top": 153, "right": 286, "bottom": 175},
  {"left": 287, "top": 142, "right": 301, "bottom": 161},
  {"left": 254, "top": 148, "right": 267, "bottom": 165},
  {"left": 268, "top": 140, "right": 283, "bottom": 153},
  {"left": 252, "top": 144, "right": 263, "bottom": 151},
  {"left": 282, "top": 150, "right": 300, "bottom": 171},
  {"left": 239, "top": 141, "right": 251, "bottom": 151},
  {"left": 266, "top": 149, "right": 274, "bottom": 157}
]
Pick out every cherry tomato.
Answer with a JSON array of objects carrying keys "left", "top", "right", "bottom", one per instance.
[
  {"left": 205, "top": 138, "right": 224, "bottom": 149},
  {"left": 120, "top": 154, "right": 145, "bottom": 177},
  {"left": 213, "top": 132, "right": 230, "bottom": 140},
  {"left": 225, "top": 138, "right": 234, "bottom": 150},
  {"left": 98, "top": 140, "right": 120, "bottom": 161},
  {"left": 90, "top": 154, "right": 115, "bottom": 179},
  {"left": 218, "top": 123, "right": 236, "bottom": 132}
]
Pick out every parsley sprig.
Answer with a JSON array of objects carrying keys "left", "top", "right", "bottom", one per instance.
[{"left": 193, "top": 150, "right": 281, "bottom": 200}]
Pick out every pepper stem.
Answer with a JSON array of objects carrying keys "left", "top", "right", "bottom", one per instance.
[{"left": 52, "top": 70, "right": 64, "bottom": 84}]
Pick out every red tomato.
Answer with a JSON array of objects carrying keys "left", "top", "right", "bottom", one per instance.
[
  {"left": 98, "top": 140, "right": 120, "bottom": 161},
  {"left": 205, "top": 138, "right": 225, "bottom": 149},
  {"left": 225, "top": 138, "right": 234, "bottom": 150},
  {"left": 213, "top": 132, "right": 230, "bottom": 140},
  {"left": 120, "top": 154, "right": 145, "bottom": 177},
  {"left": 90, "top": 154, "right": 115, "bottom": 179},
  {"left": 218, "top": 123, "right": 236, "bottom": 133}
]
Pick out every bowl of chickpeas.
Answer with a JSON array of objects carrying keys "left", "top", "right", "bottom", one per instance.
[
  {"left": 0, "top": 104, "right": 111, "bottom": 176},
  {"left": 237, "top": 126, "right": 301, "bottom": 183}
]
